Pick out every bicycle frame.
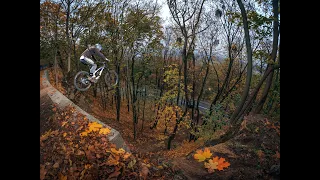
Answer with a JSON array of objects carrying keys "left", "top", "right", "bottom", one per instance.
[{"left": 92, "top": 62, "right": 107, "bottom": 81}]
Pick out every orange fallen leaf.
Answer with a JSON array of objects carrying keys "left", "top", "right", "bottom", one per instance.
[
  {"left": 85, "top": 164, "right": 92, "bottom": 169},
  {"left": 216, "top": 157, "right": 230, "bottom": 171},
  {"left": 123, "top": 152, "right": 131, "bottom": 160},
  {"left": 106, "top": 155, "right": 120, "bottom": 166},
  {"left": 58, "top": 172, "right": 67, "bottom": 180}
]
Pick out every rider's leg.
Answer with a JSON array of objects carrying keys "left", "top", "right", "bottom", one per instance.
[
  {"left": 80, "top": 56, "right": 97, "bottom": 76},
  {"left": 90, "top": 64, "right": 97, "bottom": 77}
]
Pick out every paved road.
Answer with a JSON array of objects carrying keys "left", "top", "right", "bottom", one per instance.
[{"left": 178, "top": 99, "right": 211, "bottom": 113}]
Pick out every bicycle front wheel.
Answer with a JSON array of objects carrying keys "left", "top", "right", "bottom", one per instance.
[
  {"left": 74, "top": 71, "right": 92, "bottom": 91},
  {"left": 104, "top": 70, "right": 118, "bottom": 88}
]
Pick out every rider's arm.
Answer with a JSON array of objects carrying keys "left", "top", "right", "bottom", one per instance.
[{"left": 91, "top": 47, "right": 108, "bottom": 60}]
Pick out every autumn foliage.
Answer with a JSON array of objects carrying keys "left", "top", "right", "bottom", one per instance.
[
  {"left": 193, "top": 148, "right": 230, "bottom": 173},
  {"left": 40, "top": 105, "right": 143, "bottom": 180}
]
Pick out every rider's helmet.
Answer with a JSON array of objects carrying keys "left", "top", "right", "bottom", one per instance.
[{"left": 95, "top": 43, "right": 102, "bottom": 51}]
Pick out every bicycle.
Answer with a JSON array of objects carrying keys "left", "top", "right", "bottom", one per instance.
[{"left": 74, "top": 61, "right": 118, "bottom": 91}]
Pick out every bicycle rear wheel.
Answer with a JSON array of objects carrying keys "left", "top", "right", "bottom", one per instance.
[
  {"left": 104, "top": 70, "right": 118, "bottom": 88},
  {"left": 74, "top": 71, "right": 92, "bottom": 91}
]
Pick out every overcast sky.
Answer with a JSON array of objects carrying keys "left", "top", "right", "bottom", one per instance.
[{"left": 158, "top": 0, "right": 171, "bottom": 26}]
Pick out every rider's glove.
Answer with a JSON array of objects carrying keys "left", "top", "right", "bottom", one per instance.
[{"left": 105, "top": 58, "right": 110, "bottom": 62}]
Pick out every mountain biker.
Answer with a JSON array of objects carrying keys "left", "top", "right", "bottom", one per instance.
[{"left": 79, "top": 43, "right": 110, "bottom": 81}]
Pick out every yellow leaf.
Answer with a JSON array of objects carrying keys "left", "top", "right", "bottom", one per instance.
[
  {"left": 202, "top": 148, "right": 212, "bottom": 159},
  {"left": 63, "top": 132, "right": 67, "bottom": 137},
  {"left": 99, "top": 128, "right": 111, "bottom": 135},
  {"left": 111, "top": 148, "right": 125, "bottom": 155},
  {"left": 193, "top": 150, "right": 206, "bottom": 162},
  {"left": 193, "top": 148, "right": 211, "bottom": 162},
  {"left": 40, "top": 129, "right": 52, "bottom": 142},
  {"left": 80, "top": 131, "right": 88, "bottom": 137},
  {"left": 127, "top": 159, "right": 136, "bottom": 169},
  {"left": 88, "top": 122, "right": 103, "bottom": 132}
]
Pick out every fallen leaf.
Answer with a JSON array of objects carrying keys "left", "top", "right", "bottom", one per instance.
[
  {"left": 80, "top": 131, "right": 88, "bottom": 137},
  {"left": 128, "top": 159, "right": 136, "bottom": 169},
  {"left": 85, "top": 150, "right": 96, "bottom": 161},
  {"left": 140, "top": 164, "right": 149, "bottom": 180},
  {"left": 111, "top": 148, "right": 125, "bottom": 155},
  {"left": 194, "top": 150, "right": 205, "bottom": 162},
  {"left": 202, "top": 148, "right": 212, "bottom": 159},
  {"left": 80, "top": 169, "right": 86, "bottom": 180},
  {"left": 40, "top": 165, "right": 47, "bottom": 180},
  {"left": 58, "top": 172, "right": 67, "bottom": 180},
  {"left": 123, "top": 152, "right": 131, "bottom": 160},
  {"left": 216, "top": 157, "right": 230, "bottom": 171},
  {"left": 88, "top": 122, "right": 103, "bottom": 132},
  {"left": 40, "top": 129, "right": 52, "bottom": 142},
  {"left": 204, "top": 159, "right": 218, "bottom": 173},
  {"left": 51, "top": 130, "right": 59, "bottom": 136},
  {"left": 63, "top": 132, "right": 67, "bottom": 137},
  {"left": 53, "top": 162, "right": 59, "bottom": 168},
  {"left": 107, "top": 170, "right": 120, "bottom": 180},
  {"left": 61, "top": 121, "right": 67, "bottom": 127},
  {"left": 85, "top": 164, "right": 92, "bottom": 169},
  {"left": 99, "top": 128, "right": 111, "bottom": 135},
  {"left": 106, "top": 155, "right": 120, "bottom": 166}
]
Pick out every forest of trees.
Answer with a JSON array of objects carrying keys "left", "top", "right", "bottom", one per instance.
[{"left": 40, "top": 0, "right": 280, "bottom": 150}]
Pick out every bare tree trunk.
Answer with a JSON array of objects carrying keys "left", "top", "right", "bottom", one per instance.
[
  {"left": 209, "top": 45, "right": 234, "bottom": 116},
  {"left": 266, "top": 68, "right": 280, "bottom": 114},
  {"left": 254, "top": 0, "right": 279, "bottom": 114},
  {"left": 131, "top": 55, "right": 138, "bottom": 140},
  {"left": 141, "top": 81, "right": 146, "bottom": 132},
  {"left": 229, "top": 0, "right": 253, "bottom": 124},
  {"left": 190, "top": 50, "right": 196, "bottom": 141},
  {"left": 205, "top": 64, "right": 280, "bottom": 146},
  {"left": 176, "top": 59, "right": 182, "bottom": 106},
  {"left": 116, "top": 56, "right": 121, "bottom": 122}
]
